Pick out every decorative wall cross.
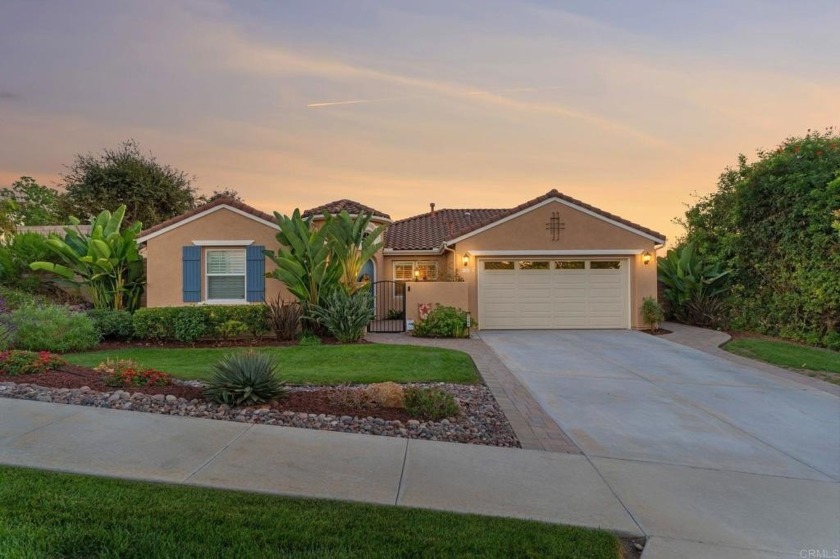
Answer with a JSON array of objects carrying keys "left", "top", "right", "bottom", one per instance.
[{"left": 546, "top": 211, "right": 565, "bottom": 241}]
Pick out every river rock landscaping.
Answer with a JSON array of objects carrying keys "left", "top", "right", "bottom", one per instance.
[{"left": 0, "top": 371, "right": 520, "bottom": 448}]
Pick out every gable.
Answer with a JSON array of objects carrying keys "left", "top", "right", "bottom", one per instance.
[
  {"left": 456, "top": 199, "right": 658, "bottom": 251},
  {"left": 142, "top": 206, "right": 278, "bottom": 248}
]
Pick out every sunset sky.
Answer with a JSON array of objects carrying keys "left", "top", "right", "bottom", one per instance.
[{"left": 1, "top": 0, "right": 837, "bottom": 243}]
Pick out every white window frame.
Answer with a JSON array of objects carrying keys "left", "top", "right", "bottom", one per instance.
[
  {"left": 392, "top": 260, "right": 439, "bottom": 297},
  {"left": 204, "top": 248, "right": 247, "bottom": 304}
]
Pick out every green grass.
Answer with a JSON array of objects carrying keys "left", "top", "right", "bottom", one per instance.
[
  {"left": 64, "top": 344, "right": 479, "bottom": 385},
  {"left": 0, "top": 466, "right": 620, "bottom": 559},
  {"left": 724, "top": 337, "right": 840, "bottom": 384}
]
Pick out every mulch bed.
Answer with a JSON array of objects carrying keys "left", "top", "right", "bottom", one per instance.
[
  {"left": 1, "top": 366, "right": 409, "bottom": 419},
  {"left": 643, "top": 328, "right": 672, "bottom": 336},
  {"left": 3, "top": 365, "right": 204, "bottom": 400}
]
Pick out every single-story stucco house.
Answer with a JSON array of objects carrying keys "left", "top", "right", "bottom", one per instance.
[{"left": 136, "top": 190, "right": 665, "bottom": 330}]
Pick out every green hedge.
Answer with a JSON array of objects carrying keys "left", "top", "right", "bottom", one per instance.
[{"left": 132, "top": 305, "right": 270, "bottom": 343}]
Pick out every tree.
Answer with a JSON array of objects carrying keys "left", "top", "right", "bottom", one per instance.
[
  {"left": 0, "top": 177, "right": 65, "bottom": 226},
  {"left": 198, "top": 188, "right": 242, "bottom": 204},
  {"left": 61, "top": 140, "right": 197, "bottom": 228},
  {"left": 677, "top": 129, "right": 840, "bottom": 347},
  {"left": 30, "top": 205, "right": 146, "bottom": 311}
]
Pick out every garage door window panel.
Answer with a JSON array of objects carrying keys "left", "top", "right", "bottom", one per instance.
[
  {"left": 484, "top": 261, "right": 514, "bottom": 270},
  {"left": 518, "top": 260, "right": 549, "bottom": 270},
  {"left": 590, "top": 261, "right": 621, "bottom": 270},
  {"left": 555, "top": 261, "right": 585, "bottom": 270}
]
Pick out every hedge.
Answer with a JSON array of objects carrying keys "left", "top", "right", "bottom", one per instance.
[{"left": 132, "top": 305, "right": 270, "bottom": 344}]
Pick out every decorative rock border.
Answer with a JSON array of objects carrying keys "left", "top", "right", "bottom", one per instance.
[{"left": 0, "top": 381, "right": 520, "bottom": 448}]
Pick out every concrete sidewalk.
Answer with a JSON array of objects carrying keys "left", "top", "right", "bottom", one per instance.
[{"left": 0, "top": 398, "right": 640, "bottom": 534}]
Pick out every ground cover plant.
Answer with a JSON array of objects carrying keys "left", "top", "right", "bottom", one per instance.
[
  {"left": 0, "top": 350, "right": 66, "bottom": 376},
  {"left": 0, "top": 465, "right": 621, "bottom": 559},
  {"left": 724, "top": 337, "right": 840, "bottom": 384},
  {"left": 63, "top": 344, "right": 479, "bottom": 385},
  {"left": 95, "top": 358, "right": 172, "bottom": 388}
]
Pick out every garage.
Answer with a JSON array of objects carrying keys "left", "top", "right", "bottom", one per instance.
[{"left": 478, "top": 258, "right": 630, "bottom": 329}]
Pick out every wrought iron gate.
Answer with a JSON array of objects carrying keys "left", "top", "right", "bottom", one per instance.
[{"left": 368, "top": 281, "right": 406, "bottom": 333}]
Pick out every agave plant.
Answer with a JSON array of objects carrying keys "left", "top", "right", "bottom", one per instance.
[
  {"left": 29, "top": 205, "right": 145, "bottom": 311},
  {"left": 203, "top": 351, "right": 288, "bottom": 406}
]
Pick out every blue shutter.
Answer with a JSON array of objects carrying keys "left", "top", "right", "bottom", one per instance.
[
  {"left": 182, "top": 246, "right": 201, "bottom": 302},
  {"left": 246, "top": 245, "right": 265, "bottom": 302}
]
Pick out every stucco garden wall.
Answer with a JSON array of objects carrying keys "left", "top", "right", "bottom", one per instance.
[{"left": 405, "top": 281, "right": 470, "bottom": 323}]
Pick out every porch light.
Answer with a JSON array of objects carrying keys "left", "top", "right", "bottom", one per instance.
[
  {"left": 642, "top": 251, "right": 652, "bottom": 265},
  {"left": 462, "top": 253, "right": 470, "bottom": 267},
  {"left": 414, "top": 270, "right": 420, "bottom": 281}
]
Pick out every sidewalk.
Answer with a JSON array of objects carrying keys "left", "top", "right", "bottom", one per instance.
[{"left": 0, "top": 397, "right": 640, "bottom": 535}]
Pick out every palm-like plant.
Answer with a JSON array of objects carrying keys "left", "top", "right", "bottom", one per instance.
[
  {"left": 264, "top": 209, "right": 341, "bottom": 311},
  {"left": 330, "top": 210, "right": 384, "bottom": 294},
  {"left": 658, "top": 243, "right": 730, "bottom": 325},
  {"left": 30, "top": 205, "right": 145, "bottom": 311}
]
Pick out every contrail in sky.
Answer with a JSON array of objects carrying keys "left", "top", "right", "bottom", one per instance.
[{"left": 306, "top": 86, "right": 566, "bottom": 108}]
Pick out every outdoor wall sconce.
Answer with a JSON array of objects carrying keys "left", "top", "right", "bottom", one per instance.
[
  {"left": 642, "top": 251, "right": 652, "bottom": 265},
  {"left": 462, "top": 253, "right": 470, "bottom": 267},
  {"left": 414, "top": 270, "right": 420, "bottom": 281}
]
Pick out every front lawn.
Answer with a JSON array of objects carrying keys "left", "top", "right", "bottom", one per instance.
[
  {"left": 724, "top": 337, "right": 840, "bottom": 384},
  {"left": 64, "top": 344, "right": 479, "bottom": 385},
  {"left": 0, "top": 466, "right": 621, "bottom": 559}
]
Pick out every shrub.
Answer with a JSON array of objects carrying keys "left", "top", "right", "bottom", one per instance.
[
  {"left": 266, "top": 295, "right": 302, "bottom": 341},
  {"left": 366, "top": 382, "right": 405, "bottom": 408},
  {"left": 95, "top": 358, "right": 172, "bottom": 387},
  {"left": 309, "top": 290, "right": 373, "bottom": 343},
  {"left": 204, "top": 351, "right": 288, "bottom": 406},
  {"left": 131, "top": 305, "right": 270, "bottom": 343},
  {"left": 404, "top": 387, "right": 460, "bottom": 421},
  {"left": 298, "top": 333, "right": 322, "bottom": 346},
  {"left": 173, "top": 306, "right": 210, "bottom": 344},
  {"left": 132, "top": 308, "right": 177, "bottom": 342},
  {"left": 216, "top": 320, "right": 248, "bottom": 341},
  {"left": 413, "top": 305, "right": 470, "bottom": 338},
  {"left": 640, "top": 297, "right": 664, "bottom": 332},
  {"left": 9, "top": 305, "right": 99, "bottom": 352},
  {"left": 328, "top": 384, "right": 375, "bottom": 411},
  {"left": 0, "top": 350, "right": 66, "bottom": 376},
  {"left": 87, "top": 309, "right": 134, "bottom": 340}
]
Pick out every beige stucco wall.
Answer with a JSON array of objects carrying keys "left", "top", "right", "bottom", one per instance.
[
  {"left": 405, "top": 281, "right": 470, "bottom": 322},
  {"left": 144, "top": 208, "right": 292, "bottom": 307},
  {"left": 447, "top": 200, "right": 660, "bottom": 329}
]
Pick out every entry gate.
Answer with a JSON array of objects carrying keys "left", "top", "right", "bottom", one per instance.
[{"left": 368, "top": 281, "right": 406, "bottom": 333}]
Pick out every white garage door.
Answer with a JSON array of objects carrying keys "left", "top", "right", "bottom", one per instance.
[{"left": 478, "top": 258, "right": 629, "bottom": 329}]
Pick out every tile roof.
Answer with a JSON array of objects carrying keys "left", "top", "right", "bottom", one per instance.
[
  {"left": 384, "top": 209, "right": 508, "bottom": 250},
  {"left": 384, "top": 189, "right": 666, "bottom": 250},
  {"left": 138, "top": 197, "right": 276, "bottom": 240},
  {"left": 302, "top": 199, "right": 391, "bottom": 220}
]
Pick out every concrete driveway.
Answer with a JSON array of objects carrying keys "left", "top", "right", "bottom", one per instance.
[
  {"left": 481, "top": 330, "right": 839, "bottom": 480},
  {"left": 481, "top": 330, "right": 840, "bottom": 557}
]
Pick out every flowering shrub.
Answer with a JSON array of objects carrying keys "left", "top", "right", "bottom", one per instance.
[
  {"left": 0, "top": 350, "right": 66, "bottom": 376},
  {"left": 95, "top": 359, "right": 172, "bottom": 387}
]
